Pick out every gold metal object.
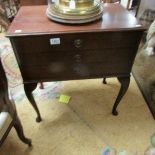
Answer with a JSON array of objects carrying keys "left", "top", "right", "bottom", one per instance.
[
  {"left": 47, "top": 0, "right": 103, "bottom": 24},
  {"left": 59, "top": 0, "right": 94, "bottom": 8}
]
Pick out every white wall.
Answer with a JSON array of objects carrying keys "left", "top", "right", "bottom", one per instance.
[{"left": 138, "top": 0, "right": 155, "bottom": 17}]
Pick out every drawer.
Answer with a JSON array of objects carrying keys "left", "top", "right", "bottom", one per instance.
[
  {"left": 13, "top": 31, "right": 141, "bottom": 56},
  {"left": 17, "top": 46, "right": 136, "bottom": 67},
  {"left": 21, "top": 59, "right": 132, "bottom": 81},
  {"left": 19, "top": 47, "right": 135, "bottom": 81}
]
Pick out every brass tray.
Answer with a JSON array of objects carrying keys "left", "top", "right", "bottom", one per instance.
[
  {"left": 53, "top": 1, "right": 101, "bottom": 16},
  {"left": 46, "top": 1, "right": 103, "bottom": 24}
]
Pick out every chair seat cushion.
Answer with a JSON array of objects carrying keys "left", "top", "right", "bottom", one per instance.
[{"left": 0, "top": 112, "right": 12, "bottom": 140}]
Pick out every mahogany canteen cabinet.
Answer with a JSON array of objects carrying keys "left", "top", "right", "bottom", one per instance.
[{"left": 6, "top": 3, "right": 145, "bottom": 122}]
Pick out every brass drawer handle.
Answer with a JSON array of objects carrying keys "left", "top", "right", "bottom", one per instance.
[
  {"left": 74, "top": 54, "right": 81, "bottom": 62},
  {"left": 74, "top": 39, "right": 83, "bottom": 48}
]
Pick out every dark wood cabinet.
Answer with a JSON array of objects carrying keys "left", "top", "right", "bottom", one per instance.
[{"left": 7, "top": 4, "right": 145, "bottom": 122}]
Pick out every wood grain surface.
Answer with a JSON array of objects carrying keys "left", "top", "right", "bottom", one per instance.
[{"left": 7, "top": 4, "right": 145, "bottom": 37}]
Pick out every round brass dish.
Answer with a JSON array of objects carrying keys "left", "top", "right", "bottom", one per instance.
[
  {"left": 47, "top": 0, "right": 103, "bottom": 24},
  {"left": 53, "top": 2, "right": 101, "bottom": 16},
  {"left": 59, "top": 0, "right": 94, "bottom": 8}
]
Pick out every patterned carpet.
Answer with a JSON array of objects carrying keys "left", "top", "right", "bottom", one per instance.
[{"left": 1, "top": 33, "right": 155, "bottom": 154}]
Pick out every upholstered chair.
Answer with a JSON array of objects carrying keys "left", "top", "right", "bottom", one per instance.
[{"left": 0, "top": 59, "right": 31, "bottom": 146}]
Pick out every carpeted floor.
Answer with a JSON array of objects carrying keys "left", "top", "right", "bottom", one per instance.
[
  {"left": 0, "top": 34, "right": 155, "bottom": 154},
  {"left": 0, "top": 77, "right": 155, "bottom": 155}
]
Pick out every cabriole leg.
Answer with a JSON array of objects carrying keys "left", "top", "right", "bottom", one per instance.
[
  {"left": 103, "top": 78, "right": 107, "bottom": 84},
  {"left": 112, "top": 76, "right": 130, "bottom": 116},
  {"left": 24, "top": 83, "right": 42, "bottom": 122}
]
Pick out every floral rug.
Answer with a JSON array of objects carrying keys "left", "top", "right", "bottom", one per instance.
[{"left": 0, "top": 34, "right": 63, "bottom": 102}]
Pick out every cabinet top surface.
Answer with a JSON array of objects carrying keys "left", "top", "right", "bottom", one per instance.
[{"left": 7, "top": 3, "right": 145, "bottom": 37}]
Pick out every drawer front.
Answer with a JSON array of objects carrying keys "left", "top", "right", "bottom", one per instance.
[
  {"left": 22, "top": 57, "right": 132, "bottom": 81},
  {"left": 16, "top": 48, "right": 137, "bottom": 81},
  {"left": 14, "top": 31, "right": 140, "bottom": 54},
  {"left": 12, "top": 31, "right": 142, "bottom": 81}
]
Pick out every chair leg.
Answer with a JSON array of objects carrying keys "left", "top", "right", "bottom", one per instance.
[
  {"left": 14, "top": 115, "right": 32, "bottom": 146},
  {"left": 0, "top": 59, "right": 31, "bottom": 146}
]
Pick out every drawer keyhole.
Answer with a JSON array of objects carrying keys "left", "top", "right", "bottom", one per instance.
[{"left": 74, "top": 39, "right": 83, "bottom": 48}]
